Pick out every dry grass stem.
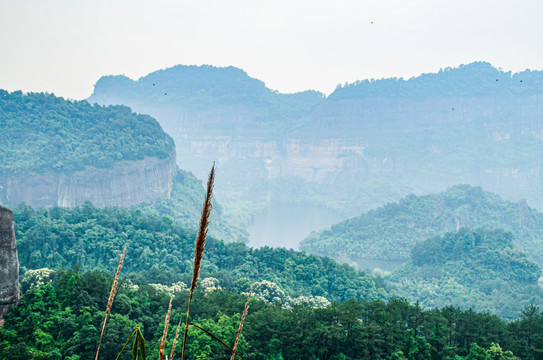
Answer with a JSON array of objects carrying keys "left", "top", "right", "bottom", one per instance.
[
  {"left": 191, "top": 163, "right": 215, "bottom": 292},
  {"left": 159, "top": 295, "right": 173, "bottom": 360},
  {"left": 95, "top": 244, "right": 127, "bottom": 360},
  {"left": 173, "top": 164, "right": 215, "bottom": 360},
  {"left": 169, "top": 317, "right": 183, "bottom": 360},
  {"left": 230, "top": 284, "right": 253, "bottom": 360}
]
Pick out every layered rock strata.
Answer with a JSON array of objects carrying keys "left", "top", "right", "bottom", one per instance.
[
  {"left": 0, "top": 151, "right": 177, "bottom": 209},
  {"left": 0, "top": 205, "right": 19, "bottom": 322}
]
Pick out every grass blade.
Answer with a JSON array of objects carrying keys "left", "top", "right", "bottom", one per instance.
[
  {"left": 114, "top": 326, "right": 137, "bottom": 360},
  {"left": 189, "top": 323, "right": 246, "bottom": 360}
]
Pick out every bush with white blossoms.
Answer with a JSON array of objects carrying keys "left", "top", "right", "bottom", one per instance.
[
  {"left": 288, "top": 295, "right": 331, "bottom": 309},
  {"left": 252, "top": 280, "right": 286, "bottom": 304},
  {"left": 149, "top": 281, "right": 188, "bottom": 296},
  {"left": 20, "top": 268, "right": 55, "bottom": 291},
  {"left": 200, "top": 277, "right": 221, "bottom": 293}
]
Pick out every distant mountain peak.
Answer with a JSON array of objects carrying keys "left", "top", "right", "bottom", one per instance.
[
  {"left": 88, "top": 64, "right": 325, "bottom": 122},
  {"left": 330, "top": 62, "right": 543, "bottom": 100}
]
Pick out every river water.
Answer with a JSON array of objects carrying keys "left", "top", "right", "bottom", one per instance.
[{"left": 247, "top": 203, "right": 342, "bottom": 250}]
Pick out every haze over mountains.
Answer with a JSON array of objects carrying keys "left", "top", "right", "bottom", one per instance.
[{"left": 89, "top": 62, "right": 543, "bottom": 249}]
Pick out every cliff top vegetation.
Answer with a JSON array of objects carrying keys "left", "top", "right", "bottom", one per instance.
[{"left": 0, "top": 89, "right": 174, "bottom": 176}]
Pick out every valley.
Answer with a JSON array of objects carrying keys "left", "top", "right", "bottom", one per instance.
[{"left": 3, "top": 62, "right": 543, "bottom": 359}]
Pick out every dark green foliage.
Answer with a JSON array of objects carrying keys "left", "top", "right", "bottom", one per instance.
[
  {"left": 390, "top": 229, "right": 543, "bottom": 319},
  {"left": 0, "top": 89, "right": 174, "bottom": 176},
  {"left": 4, "top": 268, "right": 543, "bottom": 359},
  {"left": 13, "top": 203, "right": 392, "bottom": 302},
  {"left": 300, "top": 185, "right": 543, "bottom": 264}
]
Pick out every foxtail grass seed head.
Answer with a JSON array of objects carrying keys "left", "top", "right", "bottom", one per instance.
[
  {"left": 191, "top": 163, "right": 214, "bottom": 292},
  {"left": 230, "top": 283, "right": 253, "bottom": 360},
  {"left": 169, "top": 317, "right": 183, "bottom": 360},
  {"left": 95, "top": 244, "right": 127, "bottom": 360},
  {"left": 159, "top": 296, "right": 173, "bottom": 360},
  {"left": 176, "top": 164, "right": 215, "bottom": 360}
]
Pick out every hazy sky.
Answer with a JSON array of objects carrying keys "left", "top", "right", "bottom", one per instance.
[{"left": 1, "top": 0, "right": 542, "bottom": 99}]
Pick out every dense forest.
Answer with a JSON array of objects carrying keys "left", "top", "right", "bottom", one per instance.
[
  {"left": 8, "top": 201, "right": 543, "bottom": 359},
  {"left": 300, "top": 185, "right": 543, "bottom": 266},
  {"left": 4, "top": 263, "right": 543, "bottom": 359},
  {"left": 0, "top": 90, "right": 174, "bottom": 176},
  {"left": 13, "top": 203, "right": 392, "bottom": 302},
  {"left": 389, "top": 229, "right": 543, "bottom": 319}
]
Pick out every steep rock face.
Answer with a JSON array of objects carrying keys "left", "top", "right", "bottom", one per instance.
[
  {"left": 167, "top": 94, "right": 543, "bottom": 207},
  {"left": 88, "top": 63, "right": 543, "bottom": 217},
  {"left": 0, "top": 205, "right": 19, "bottom": 319},
  {"left": 0, "top": 151, "right": 177, "bottom": 208}
]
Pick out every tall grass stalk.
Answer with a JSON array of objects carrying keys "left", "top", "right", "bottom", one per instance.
[
  {"left": 170, "top": 164, "right": 215, "bottom": 360},
  {"left": 159, "top": 295, "right": 173, "bottom": 360},
  {"left": 95, "top": 244, "right": 127, "bottom": 360},
  {"left": 230, "top": 284, "right": 253, "bottom": 360}
]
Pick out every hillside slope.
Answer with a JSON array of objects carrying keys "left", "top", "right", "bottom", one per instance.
[
  {"left": 300, "top": 185, "right": 543, "bottom": 269},
  {"left": 388, "top": 229, "right": 543, "bottom": 319},
  {"left": 13, "top": 203, "right": 393, "bottom": 303}
]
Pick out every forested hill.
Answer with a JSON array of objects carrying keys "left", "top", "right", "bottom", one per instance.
[
  {"left": 0, "top": 90, "right": 174, "bottom": 176},
  {"left": 300, "top": 185, "right": 543, "bottom": 268},
  {"left": 14, "top": 203, "right": 393, "bottom": 303},
  {"left": 329, "top": 61, "right": 543, "bottom": 100},
  {"left": 144, "top": 168, "right": 250, "bottom": 243},
  {"left": 389, "top": 229, "right": 543, "bottom": 319},
  {"left": 88, "top": 65, "right": 324, "bottom": 126}
]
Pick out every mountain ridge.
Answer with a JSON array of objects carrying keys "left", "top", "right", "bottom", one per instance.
[{"left": 88, "top": 62, "right": 543, "bottom": 249}]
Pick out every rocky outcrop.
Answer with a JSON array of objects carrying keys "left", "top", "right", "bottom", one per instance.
[
  {"left": 0, "top": 151, "right": 177, "bottom": 208},
  {"left": 0, "top": 205, "right": 19, "bottom": 322}
]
